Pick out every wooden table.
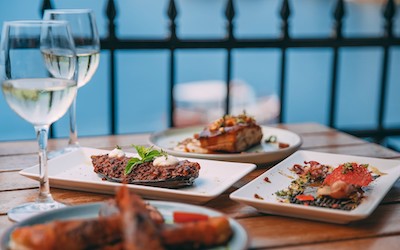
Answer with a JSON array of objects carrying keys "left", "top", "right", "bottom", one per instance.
[{"left": 1, "top": 123, "right": 400, "bottom": 249}]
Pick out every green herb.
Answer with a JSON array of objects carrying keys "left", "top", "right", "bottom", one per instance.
[
  {"left": 265, "top": 135, "right": 277, "bottom": 143},
  {"left": 360, "top": 164, "right": 369, "bottom": 168},
  {"left": 124, "top": 145, "right": 167, "bottom": 175},
  {"left": 342, "top": 162, "right": 354, "bottom": 174},
  {"left": 116, "top": 145, "right": 122, "bottom": 150},
  {"left": 275, "top": 190, "right": 290, "bottom": 197}
]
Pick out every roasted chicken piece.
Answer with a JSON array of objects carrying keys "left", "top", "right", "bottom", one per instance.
[{"left": 197, "top": 113, "right": 263, "bottom": 153}]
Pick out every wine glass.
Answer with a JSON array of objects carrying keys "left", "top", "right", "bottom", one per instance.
[
  {"left": 0, "top": 20, "right": 78, "bottom": 222},
  {"left": 43, "top": 9, "right": 100, "bottom": 155}
]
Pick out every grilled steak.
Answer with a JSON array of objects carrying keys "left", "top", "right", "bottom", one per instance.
[
  {"left": 91, "top": 155, "right": 200, "bottom": 188},
  {"left": 197, "top": 113, "right": 263, "bottom": 153}
]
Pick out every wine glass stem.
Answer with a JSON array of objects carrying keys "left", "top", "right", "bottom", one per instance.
[
  {"left": 68, "top": 96, "right": 79, "bottom": 147},
  {"left": 34, "top": 125, "right": 53, "bottom": 203}
]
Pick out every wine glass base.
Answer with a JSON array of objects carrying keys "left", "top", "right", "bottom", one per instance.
[
  {"left": 48, "top": 144, "right": 80, "bottom": 159},
  {"left": 8, "top": 201, "right": 66, "bottom": 222}
]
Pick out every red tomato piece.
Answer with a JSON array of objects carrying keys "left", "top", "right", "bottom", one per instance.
[
  {"left": 295, "top": 194, "right": 315, "bottom": 201},
  {"left": 173, "top": 211, "right": 209, "bottom": 223}
]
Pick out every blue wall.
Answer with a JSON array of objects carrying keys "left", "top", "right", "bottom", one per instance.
[{"left": 0, "top": 0, "right": 399, "bottom": 142}]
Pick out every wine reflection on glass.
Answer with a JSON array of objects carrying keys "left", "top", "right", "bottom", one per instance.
[
  {"left": 0, "top": 20, "right": 78, "bottom": 221},
  {"left": 43, "top": 9, "right": 100, "bottom": 155}
]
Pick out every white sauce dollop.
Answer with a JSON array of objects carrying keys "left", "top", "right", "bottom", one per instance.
[
  {"left": 109, "top": 148, "right": 126, "bottom": 158},
  {"left": 153, "top": 155, "right": 179, "bottom": 167}
]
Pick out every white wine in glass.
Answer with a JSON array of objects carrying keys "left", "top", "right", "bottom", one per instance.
[
  {"left": 44, "top": 9, "right": 100, "bottom": 154},
  {"left": 0, "top": 20, "right": 78, "bottom": 222}
]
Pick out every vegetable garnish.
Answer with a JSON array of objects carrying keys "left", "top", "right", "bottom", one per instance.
[
  {"left": 265, "top": 135, "right": 277, "bottom": 143},
  {"left": 295, "top": 194, "right": 315, "bottom": 201},
  {"left": 173, "top": 211, "right": 209, "bottom": 223},
  {"left": 124, "top": 145, "right": 167, "bottom": 174}
]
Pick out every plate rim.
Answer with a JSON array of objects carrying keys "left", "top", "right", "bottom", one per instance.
[
  {"left": 148, "top": 125, "right": 303, "bottom": 164},
  {"left": 19, "top": 147, "right": 257, "bottom": 204},
  {"left": 229, "top": 150, "right": 400, "bottom": 224},
  {"left": 1, "top": 201, "right": 248, "bottom": 250}
]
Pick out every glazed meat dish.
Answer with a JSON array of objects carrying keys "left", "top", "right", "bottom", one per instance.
[
  {"left": 91, "top": 153, "right": 200, "bottom": 188},
  {"left": 197, "top": 113, "right": 263, "bottom": 153},
  {"left": 9, "top": 186, "right": 233, "bottom": 250}
]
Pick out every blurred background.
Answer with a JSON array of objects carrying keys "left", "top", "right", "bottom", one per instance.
[{"left": 0, "top": 0, "right": 399, "bottom": 150}]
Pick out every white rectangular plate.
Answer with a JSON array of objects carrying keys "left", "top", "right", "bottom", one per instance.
[
  {"left": 229, "top": 150, "right": 400, "bottom": 224},
  {"left": 20, "top": 147, "right": 256, "bottom": 204}
]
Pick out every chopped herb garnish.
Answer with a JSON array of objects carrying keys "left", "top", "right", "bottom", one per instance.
[
  {"left": 265, "top": 135, "right": 277, "bottom": 143},
  {"left": 342, "top": 162, "right": 354, "bottom": 174},
  {"left": 125, "top": 145, "right": 167, "bottom": 175}
]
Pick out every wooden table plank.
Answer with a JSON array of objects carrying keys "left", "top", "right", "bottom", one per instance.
[
  {"left": 0, "top": 171, "right": 37, "bottom": 191},
  {"left": 0, "top": 133, "right": 150, "bottom": 156},
  {"left": 0, "top": 154, "right": 37, "bottom": 172},
  {"left": 312, "top": 143, "right": 400, "bottom": 158},
  {"left": 239, "top": 203, "right": 400, "bottom": 249},
  {"left": 275, "top": 123, "right": 335, "bottom": 134},
  {"left": 300, "top": 131, "right": 366, "bottom": 149},
  {"left": 272, "top": 235, "right": 400, "bottom": 250},
  {"left": 0, "top": 188, "right": 112, "bottom": 215}
]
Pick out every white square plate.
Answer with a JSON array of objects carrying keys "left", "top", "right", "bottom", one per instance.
[
  {"left": 20, "top": 147, "right": 256, "bottom": 204},
  {"left": 229, "top": 150, "right": 400, "bottom": 224}
]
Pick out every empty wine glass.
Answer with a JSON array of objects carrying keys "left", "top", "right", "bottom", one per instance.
[
  {"left": 0, "top": 20, "right": 78, "bottom": 221},
  {"left": 43, "top": 9, "right": 100, "bottom": 155}
]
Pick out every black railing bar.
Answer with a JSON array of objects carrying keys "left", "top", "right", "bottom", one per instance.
[
  {"left": 376, "top": 0, "right": 396, "bottom": 144},
  {"left": 342, "top": 128, "right": 400, "bottom": 138},
  {"left": 109, "top": 50, "right": 117, "bottom": 134},
  {"left": 278, "top": 0, "right": 290, "bottom": 123},
  {"left": 278, "top": 48, "right": 287, "bottom": 123},
  {"left": 168, "top": 0, "right": 177, "bottom": 127},
  {"left": 329, "top": 48, "right": 340, "bottom": 128},
  {"left": 225, "top": 49, "right": 232, "bottom": 115},
  {"left": 224, "top": 0, "right": 235, "bottom": 115},
  {"left": 100, "top": 37, "right": 400, "bottom": 50},
  {"left": 329, "top": 0, "right": 345, "bottom": 128},
  {"left": 106, "top": 0, "right": 117, "bottom": 134},
  {"left": 169, "top": 50, "right": 175, "bottom": 127},
  {"left": 377, "top": 46, "right": 390, "bottom": 144}
]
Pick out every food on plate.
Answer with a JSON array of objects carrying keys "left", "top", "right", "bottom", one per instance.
[
  {"left": 91, "top": 145, "right": 200, "bottom": 188},
  {"left": 162, "top": 216, "right": 232, "bottom": 248},
  {"left": 9, "top": 186, "right": 233, "bottom": 250},
  {"left": 275, "top": 161, "right": 381, "bottom": 210},
  {"left": 175, "top": 112, "right": 264, "bottom": 153},
  {"left": 264, "top": 135, "right": 290, "bottom": 149},
  {"left": 197, "top": 113, "right": 263, "bottom": 153}
]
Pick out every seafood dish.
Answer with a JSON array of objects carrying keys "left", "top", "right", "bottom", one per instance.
[
  {"left": 8, "top": 186, "right": 233, "bottom": 250},
  {"left": 275, "top": 161, "right": 382, "bottom": 210},
  {"left": 91, "top": 146, "right": 200, "bottom": 188},
  {"left": 175, "top": 112, "right": 263, "bottom": 153}
]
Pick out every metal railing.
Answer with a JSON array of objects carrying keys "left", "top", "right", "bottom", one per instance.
[{"left": 41, "top": 0, "right": 400, "bottom": 146}]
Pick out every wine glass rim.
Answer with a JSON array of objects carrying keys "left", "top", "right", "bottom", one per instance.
[
  {"left": 44, "top": 9, "right": 93, "bottom": 14},
  {"left": 4, "top": 20, "right": 69, "bottom": 27}
]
